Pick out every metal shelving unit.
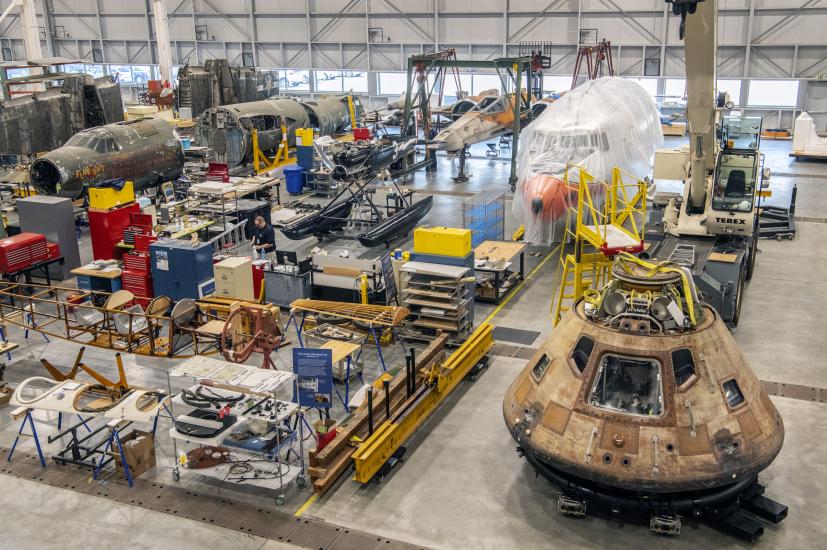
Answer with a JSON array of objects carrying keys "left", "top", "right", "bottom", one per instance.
[
  {"left": 399, "top": 261, "right": 473, "bottom": 340},
  {"left": 165, "top": 356, "right": 306, "bottom": 506}
]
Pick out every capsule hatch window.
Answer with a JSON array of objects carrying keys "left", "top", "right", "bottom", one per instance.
[
  {"left": 722, "top": 379, "right": 746, "bottom": 409},
  {"left": 570, "top": 335, "right": 595, "bottom": 374},
  {"left": 531, "top": 353, "right": 551, "bottom": 382},
  {"left": 588, "top": 354, "right": 664, "bottom": 417}
]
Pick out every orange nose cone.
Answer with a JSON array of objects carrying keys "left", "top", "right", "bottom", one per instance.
[{"left": 524, "top": 175, "right": 571, "bottom": 220}]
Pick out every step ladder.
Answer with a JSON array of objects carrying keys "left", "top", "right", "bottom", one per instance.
[{"left": 553, "top": 166, "right": 648, "bottom": 325}]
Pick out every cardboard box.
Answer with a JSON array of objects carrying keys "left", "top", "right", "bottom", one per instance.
[
  {"left": 661, "top": 121, "right": 687, "bottom": 136},
  {"left": 413, "top": 226, "right": 472, "bottom": 258},
  {"left": 114, "top": 429, "right": 156, "bottom": 478},
  {"left": 0, "top": 384, "right": 12, "bottom": 406}
]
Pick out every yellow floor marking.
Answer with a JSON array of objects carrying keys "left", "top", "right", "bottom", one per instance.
[
  {"left": 295, "top": 242, "right": 561, "bottom": 517},
  {"left": 294, "top": 492, "right": 319, "bottom": 517},
  {"left": 481, "top": 243, "right": 562, "bottom": 325}
]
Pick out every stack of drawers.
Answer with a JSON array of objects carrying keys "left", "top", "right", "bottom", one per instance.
[
  {"left": 0, "top": 233, "right": 49, "bottom": 273},
  {"left": 214, "top": 257, "right": 254, "bottom": 301},
  {"left": 122, "top": 251, "right": 153, "bottom": 302}
]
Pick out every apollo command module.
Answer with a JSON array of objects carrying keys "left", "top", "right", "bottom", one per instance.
[{"left": 503, "top": 254, "right": 787, "bottom": 541}]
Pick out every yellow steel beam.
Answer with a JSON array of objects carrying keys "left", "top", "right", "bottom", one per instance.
[{"left": 351, "top": 323, "right": 494, "bottom": 483}]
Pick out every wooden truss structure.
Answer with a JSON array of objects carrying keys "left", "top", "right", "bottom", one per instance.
[
  {"left": 0, "top": 282, "right": 229, "bottom": 359},
  {"left": 289, "top": 299, "right": 410, "bottom": 328}
]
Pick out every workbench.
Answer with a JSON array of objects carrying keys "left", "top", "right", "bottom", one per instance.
[
  {"left": 71, "top": 263, "right": 123, "bottom": 293},
  {"left": 320, "top": 339, "right": 363, "bottom": 408},
  {"left": 473, "top": 240, "right": 527, "bottom": 304},
  {"left": 2, "top": 256, "right": 65, "bottom": 287},
  {"left": 187, "top": 175, "right": 280, "bottom": 234}
]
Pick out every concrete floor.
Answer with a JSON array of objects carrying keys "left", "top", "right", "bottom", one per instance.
[{"left": 0, "top": 137, "right": 825, "bottom": 549}]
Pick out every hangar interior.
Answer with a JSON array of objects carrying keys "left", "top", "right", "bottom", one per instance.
[{"left": 0, "top": 1, "right": 825, "bottom": 550}]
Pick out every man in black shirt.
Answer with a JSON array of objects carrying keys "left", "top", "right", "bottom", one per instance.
[{"left": 251, "top": 215, "right": 276, "bottom": 260}]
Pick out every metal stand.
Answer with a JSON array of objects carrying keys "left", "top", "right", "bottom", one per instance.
[
  {"left": 23, "top": 310, "right": 49, "bottom": 342},
  {"left": 287, "top": 311, "right": 404, "bottom": 374},
  {"left": 453, "top": 147, "right": 470, "bottom": 183},
  {"left": 93, "top": 421, "right": 135, "bottom": 487},
  {"left": 8, "top": 408, "right": 46, "bottom": 467},
  {"left": 0, "top": 325, "right": 14, "bottom": 360}
]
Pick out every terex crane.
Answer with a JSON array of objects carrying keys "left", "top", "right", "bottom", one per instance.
[{"left": 648, "top": 0, "right": 767, "bottom": 326}]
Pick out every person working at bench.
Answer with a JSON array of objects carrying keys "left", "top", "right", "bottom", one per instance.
[{"left": 251, "top": 215, "right": 276, "bottom": 261}]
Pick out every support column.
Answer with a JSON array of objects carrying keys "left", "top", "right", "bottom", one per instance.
[
  {"left": 152, "top": 0, "right": 173, "bottom": 83},
  {"left": 18, "top": 0, "right": 42, "bottom": 60}
]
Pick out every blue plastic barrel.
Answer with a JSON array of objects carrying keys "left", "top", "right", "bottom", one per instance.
[
  {"left": 284, "top": 165, "right": 305, "bottom": 194},
  {"left": 180, "top": 137, "right": 191, "bottom": 149}
]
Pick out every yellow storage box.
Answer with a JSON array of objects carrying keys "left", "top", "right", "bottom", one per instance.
[
  {"left": 296, "top": 128, "right": 314, "bottom": 146},
  {"left": 88, "top": 181, "right": 135, "bottom": 210},
  {"left": 413, "top": 226, "right": 472, "bottom": 257}
]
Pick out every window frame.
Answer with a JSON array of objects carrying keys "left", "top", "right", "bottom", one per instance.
[
  {"left": 587, "top": 352, "right": 666, "bottom": 418},
  {"left": 530, "top": 353, "right": 552, "bottom": 383},
  {"left": 746, "top": 79, "right": 799, "bottom": 108},
  {"left": 721, "top": 378, "right": 747, "bottom": 411},
  {"left": 568, "top": 335, "right": 595, "bottom": 377},
  {"left": 670, "top": 348, "right": 698, "bottom": 391}
]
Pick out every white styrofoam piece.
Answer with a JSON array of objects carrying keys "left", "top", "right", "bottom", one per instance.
[
  {"left": 103, "top": 390, "right": 170, "bottom": 423},
  {"left": 169, "top": 356, "right": 294, "bottom": 394},
  {"left": 11, "top": 379, "right": 87, "bottom": 413},
  {"left": 400, "top": 261, "right": 470, "bottom": 278},
  {"left": 793, "top": 112, "right": 827, "bottom": 154}
]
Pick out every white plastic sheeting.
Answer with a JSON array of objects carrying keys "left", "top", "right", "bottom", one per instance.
[{"left": 513, "top": 77, "right": 663, "bottom": 244}]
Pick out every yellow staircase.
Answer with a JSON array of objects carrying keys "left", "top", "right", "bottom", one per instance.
[{"left": 552, "top": 166, "right": 648, "bottom": 325}]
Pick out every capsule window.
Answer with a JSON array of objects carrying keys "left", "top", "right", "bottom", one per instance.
[
  {"left": 671, "top": 349, "right": 696, "bottom": 387},
  {"left": 588, "top": 354, "right": 664, "bottom": 417},
  {"left": 570, "top": 336, "right": 595, "bottom": 373},
  {"left": 531, "top": 354, "right": 551, "bottom": 382},
  {"left": 722, "top": 379, "right": 745, "bottom": 409}
]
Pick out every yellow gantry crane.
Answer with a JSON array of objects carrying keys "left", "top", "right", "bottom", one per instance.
[{"left": 553, "top": 165, "right": 648, "bottom": 324}]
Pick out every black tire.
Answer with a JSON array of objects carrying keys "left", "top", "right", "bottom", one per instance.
[
  {"left": 745, "top": 236, "right": 757, "bottom": 281},
  {"left": 732, "top": 267, "right": 746, "bottom": 326}
]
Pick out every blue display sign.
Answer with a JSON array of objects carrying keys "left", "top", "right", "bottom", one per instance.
[{"left": 292, "top": 348, "right": 333, "bottom": 409}]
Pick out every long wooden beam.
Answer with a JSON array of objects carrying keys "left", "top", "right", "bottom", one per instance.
[{"left": 309, "top": 332, "right": 449, "bottom": 494}]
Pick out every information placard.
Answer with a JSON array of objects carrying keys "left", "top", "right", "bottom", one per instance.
[{"left": 292, "top": 348, "right": 333, "bottom": 409}]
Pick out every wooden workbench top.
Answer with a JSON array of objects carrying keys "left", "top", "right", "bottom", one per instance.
[
  {"left": 320, "top": 340, "right": 361, "bottom": 363},
  {"left": 474, "top": 240, "right": 527, "bottom": 263},
  {"left": 71, "top": 266, "right": 122, "bottom": 279}
]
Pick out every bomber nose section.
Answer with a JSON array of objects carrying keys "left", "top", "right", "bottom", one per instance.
[{"left": 30, "top": 159, "right": 69, "bottom": 197}]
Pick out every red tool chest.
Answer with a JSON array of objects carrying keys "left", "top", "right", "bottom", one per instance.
[
  {"left": 252, "top": 260, "right": 266, "bottom": 300},
  {"left": 46, "top": 242, "right": 61, "bottom": 260},
  {"left": 123, "top": 252, "right": 151, "bottom": 272},
  {"left": 88, "top": 203, "right": 141, "bottom": 260},
  {"left": 0, "top": 233, "right": 49, "bottom": 273},
  {"left": 121, "top": 269, "right": 153, "bottom": 299}
]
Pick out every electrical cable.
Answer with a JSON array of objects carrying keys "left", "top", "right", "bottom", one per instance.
[
  {"left": 180, "top": 385, "right": 244, "bottom": 408},
  {"left": 216, "top": 452, "right": 292, "bottom": 494}
]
